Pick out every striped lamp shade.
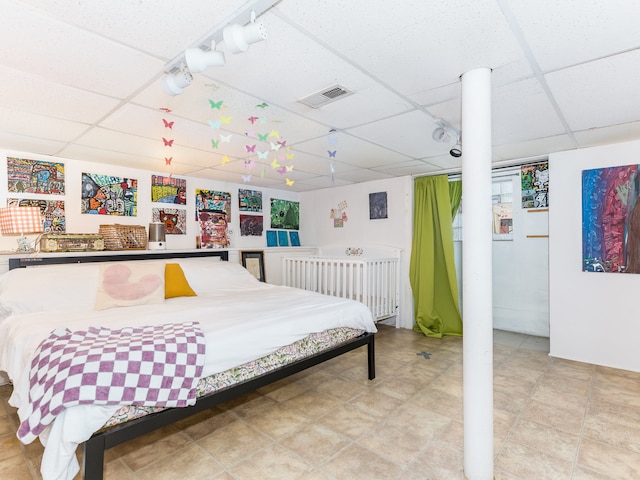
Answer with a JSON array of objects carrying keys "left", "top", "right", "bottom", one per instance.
[{"left": 0, "top": 207, "right": 43, "bottom": 235}]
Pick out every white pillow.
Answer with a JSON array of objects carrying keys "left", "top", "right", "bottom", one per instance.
[
  {"left": 94, "top": 261, "right": 165, "bottom": 310},
  {"left": 0, "top": 263, "right": 101, "bottom": 315},
  {"left": 178, "top": 259, "right": 261, "bottom": 295}
]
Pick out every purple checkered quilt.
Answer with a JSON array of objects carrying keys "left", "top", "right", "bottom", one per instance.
[{"left": 17, "top": 321, "right": 205, "bottom": 444}]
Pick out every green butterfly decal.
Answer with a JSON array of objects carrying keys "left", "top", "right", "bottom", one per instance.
[{"left": 209, "top": 99, "right": 223, "bottom": 109}]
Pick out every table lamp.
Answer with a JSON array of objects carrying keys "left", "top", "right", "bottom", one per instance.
[{"left": 0, "top": 206, "right": 43, "bottom": 252}]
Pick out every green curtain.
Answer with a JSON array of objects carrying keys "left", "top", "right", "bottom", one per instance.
[{"left": 409, "top": 175, "right": 463, "bottom": 338}]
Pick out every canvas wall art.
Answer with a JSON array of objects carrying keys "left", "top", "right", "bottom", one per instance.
[
  {"left": 238, "top": 189, "right": 262, "bottom": 212},
  {"left": 81, "top": 173, "right": 137, "bottom": 216},
  {"left": 240, "top": 214, "right": 263, "bottom": 236},
  {"left": 369, "top": 192, "right": 388, "bottom": 219},
  {"left": 7, "top": 157, "right": 65, "bottom": 194},
  {"left": 195, "top": 189, "right": 231, "bottom": 219},
  {"left": 152, "top": 207, "right": 186, "bottom": 235},
  {"left": 271, "top": 198, "right": 299, "bottom": 230},
  {"left": 7, "top": 198, "right": 65, "bottom": 233},
  {"left": 582, "top": 163, "right": 640, "bottom": 273},
  {"left": 151, "top": 175, "right": 186, "bottom": 204},
  {"left": 521, "top": 162, "right": 549, "bottom": 208},
  {"left": 198, "top": 210, "right": 229, "bottom": 248}
]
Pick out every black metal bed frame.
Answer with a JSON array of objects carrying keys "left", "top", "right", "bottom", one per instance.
[{"left": 8, "top": 250, "right": 376, "bottom": 480}]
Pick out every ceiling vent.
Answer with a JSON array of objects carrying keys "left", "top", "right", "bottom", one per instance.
[{"left": 298, "top": 84, "right": 354, "bottom": 108}]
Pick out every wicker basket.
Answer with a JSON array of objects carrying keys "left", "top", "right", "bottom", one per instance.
[{"left": 98, "top": 224, "right": 147, "bottom": 250}]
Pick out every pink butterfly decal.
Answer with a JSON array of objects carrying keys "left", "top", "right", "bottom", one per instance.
[
  {"left": 164, "top": 157, "right": 172, "bottom": 165},
  {"left": 328, "top": 150, "right": 337, "bottom": 157},
  {"left": 276, "top": 166, "right": 287, "bottom": 175},
  {"left": 245, "top": 144, "right": 256, "bottom": 153},
  {"left": 244, "top": 159, "right": 256, "bottom": 169},
  {"left": 162, "top": 119, "right": 174, "bottom": 129},
  {"left": 159, "top": 107, "right": 172, "bottom": 113},
  {"left": 163, "top": 138, "right": 174, "bottom": 147},
  {"left": 277, "top": 140, "right": 287, "bottom": 147},
  {"left": 248, "top": 116, "right": 258, "bottom": 124}
]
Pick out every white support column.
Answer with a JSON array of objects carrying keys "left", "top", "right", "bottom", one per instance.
[{"left": 461, "top": 67, "right": 494, "bottom": 480}]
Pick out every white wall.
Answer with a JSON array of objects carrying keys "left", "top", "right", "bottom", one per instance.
[
  {"left": 492, "top": 174, "right": 549, "bottom": 336},
  {"left": 0, "top": 149, "right": 299, "bottom": 281},
  {"left": 299, "top": 176, "right": 414, "bottom": 329},
  {"left": 549, "top": 139, "right": 640, "bottom": 372}
]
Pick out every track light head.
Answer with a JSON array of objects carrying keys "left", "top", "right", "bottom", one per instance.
[
  {"left": 185, "top": 40, "right": 225, "bottom": 73},
  {"left": 161, "top": 68, "right": 193, "bottom": 96},
  {"left": 223, "top": 19, "right": 267, "bottom": 54},
  {"left": 450, "top": 142, "right": 462, "bottom": 158}
]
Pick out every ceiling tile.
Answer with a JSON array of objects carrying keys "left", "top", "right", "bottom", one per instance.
[
  {"left": 18, "top": 0, "right": 249, "bottom": 58},
  {"left": 349, "top": 110, "right": 440, "bottom": 158},
  {"left": 0, "top": 66, "right": 120, "bottom": 123},
  {"left": 0, "top": 1, "right": 163, "bottom": 98},
  {"left": 545, "top": 50, "right": 640, "bottom": 131},
  {"left": 507, "top": 0, "right": 640, "bottom": 72}
]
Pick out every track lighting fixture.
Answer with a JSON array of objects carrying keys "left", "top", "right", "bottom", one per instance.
[
  {"left": 161, "top": 9, "right": 268, "bottom": 96},
  {"left": 432, "top": 119, "right": 462, "bottom": 157},
  {"left": 161, "top": 66, "right": 193, "bottom": 96},
  {"left": 185, "top": 40, "right": 225, "bottom": 73},
  {"left": 223, "top": 11, "right": 267, "bottom": 54}
]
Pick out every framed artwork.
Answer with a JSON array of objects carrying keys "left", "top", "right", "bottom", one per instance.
[
  {"left": 81, "top": 173, "right": 137, "bottom": 216},
  {"left": 289, "top": 231, "right": 300, "bottom": 246},
  {"left": 151, "top": 175, "right": 186, "bottom": 204},
  {"left": 270, "top": 198, "right": 299, "bottom": 230},
  {"left": 7, "top": 157, "right": 65, "bottom": 194},
  {"left": 241, "top": 250, "right": 266, "bottom": 282},
  {"left": 369, "top": 192, "right": 388, "bottom": 219}
]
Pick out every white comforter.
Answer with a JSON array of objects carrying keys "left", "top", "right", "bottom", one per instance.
[{"left": 0, "top": 263, "right": 376, "bottom": 480}]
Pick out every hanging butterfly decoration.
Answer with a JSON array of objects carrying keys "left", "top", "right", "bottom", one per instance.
[
  {"left": 162, "top": 118, "right": 174, "bottom": 129},
  {"left": 209, "top": 99, "right": 223, "bottom": 110},
  {"left": 165, "top": 157, "right": 172, "bottom": 165},
  {"left": 163, "top": 137, "right": 174, "bottom": 147}
]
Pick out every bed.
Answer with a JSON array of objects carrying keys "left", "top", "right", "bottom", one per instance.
[{"left": 0, "top": 250, "right": 377, "bottom": 480}]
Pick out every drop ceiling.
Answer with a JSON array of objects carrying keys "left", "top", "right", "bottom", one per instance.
[{"left": 2, "top": 0, "right": 640, "bottom": 192}]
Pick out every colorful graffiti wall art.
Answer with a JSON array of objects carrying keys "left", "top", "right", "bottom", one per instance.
[
  {"left": 151, "top": 175, "right": 186, "bottom": 204},
  {"left": 198, "top": 210, "right": 229, "bottom": 248},
  {"left": 521, "top": 162, "right": 549, "bottom": 208},
  {"left": 582, "top": 163, "right": 640, "bottom": 273},
  {"left": 195, "top": 189, "right": 231, "bottom": 220},
  {"left": 81, "top": 173, "right": 137, "bottom": 216},
  {"left": 7, "top": 198, "right": 65, "bottom": 233},
  {"left": 7, "top": 157, "right": 65, "bottom": 194}
]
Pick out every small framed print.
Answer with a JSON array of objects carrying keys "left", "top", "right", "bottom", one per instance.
[{"left": 241, "top": 250, "right": 266, "bottom": 282}]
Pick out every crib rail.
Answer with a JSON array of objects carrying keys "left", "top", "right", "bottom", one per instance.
[{"left": 282, "top": 256, "right": 399, "bottom": 321}]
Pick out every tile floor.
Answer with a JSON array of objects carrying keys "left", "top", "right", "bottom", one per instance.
[{"left": 2, "top": 325, "right": 640, "bottom": 479}]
